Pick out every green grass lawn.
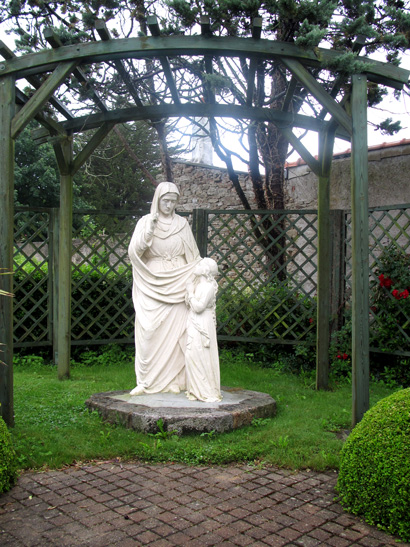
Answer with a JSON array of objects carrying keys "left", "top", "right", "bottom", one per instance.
[{"left": 10, "top": 348, "right": 398, "bottom": 472}]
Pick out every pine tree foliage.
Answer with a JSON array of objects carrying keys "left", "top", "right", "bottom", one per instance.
[
  {"left": 163, "top": 0, "right": 409, "bottom": 208},
  {"left": 14, "top": 122, "right": 159, "bottom": 212},
  {"left": 77, "top": 122, "right": 160, "bottom": 211},
  {"left": 14, "top": 123, "right": 86, "bottom": 209},
  {"left": 1, "top": 0, "right": 409, "bottom": 209}
]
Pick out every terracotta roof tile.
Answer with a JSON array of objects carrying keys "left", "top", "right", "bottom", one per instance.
[{"left": 285, "top": 138, "right": 410, "bottom": 168}]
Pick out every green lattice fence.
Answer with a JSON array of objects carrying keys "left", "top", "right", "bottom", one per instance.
[
  {"left": 13, "top": 205, "right": 410, "bottom": 356},
  {"left": 70, "top": 211, "right": 139, "bottom": 345},
  {"left": 345, "top": 203, "right": 410, "bottom": 355},
  {"left": 197, "top": 209, "right": 319, "bottom": 344},
  {"left": 70, "top": 210, "right": 193, "bottom": 345},
  {"left": 13, "top": 208, "right": 54, "bottom": 347}
]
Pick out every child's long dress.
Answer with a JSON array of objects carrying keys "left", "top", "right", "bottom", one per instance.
[{"left": 186, "top": 282, "right": 222, "bottom": 402}]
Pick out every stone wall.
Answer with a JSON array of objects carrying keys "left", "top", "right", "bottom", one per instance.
[
  {"left": 171, "top": 161, "right": 257, "bottom": 212},
  {"left": 169, "top": 139, "right": 410, "bottom": 212},
  {"left": 285, "top": 139, "right": 410, "bottom": 210}
]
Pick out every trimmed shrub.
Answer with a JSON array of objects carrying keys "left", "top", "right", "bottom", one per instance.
[
  {"left": 336, "top": 388, "right": 410, "bottom": 541},
  {"left": 0, "top": 415, "right": 18, "bottom": 493}
]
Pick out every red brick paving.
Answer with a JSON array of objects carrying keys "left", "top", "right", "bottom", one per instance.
[{"left": 0, "top": 462, "right": 408, "bottom": 546}]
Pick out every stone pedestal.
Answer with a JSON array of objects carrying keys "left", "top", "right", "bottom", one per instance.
[{"left": 85, "top": 388, "right": 276, "bottom": 435}]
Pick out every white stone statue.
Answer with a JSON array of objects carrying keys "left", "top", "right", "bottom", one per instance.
[
  {"left": 191, "top": 117, "right": 213, "bottom": 165},
  {"left": 128, "top": 182, "right": 201, "bottom": 395},
  {"left": 185, "top": 258, "right": 222, "bottom": 403}
]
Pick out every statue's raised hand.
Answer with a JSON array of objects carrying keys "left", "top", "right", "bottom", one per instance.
[{"left": 146, "top": 213, "right": 158, "bottom": 239}]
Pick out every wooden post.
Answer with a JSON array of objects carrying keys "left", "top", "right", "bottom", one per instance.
[
  {"left": 0, "top": 75, "right": 15, "bottom": 426},
  {"left": 316, "top": 127, "right": 336, "bottom": 390},
  {"left": 330, "top": 210, "right": 346, "bottom": 336},
  {"left": 193, "top": 208, "right": 209, "bottom": 257},
  {"left": 50, "top": 208, "right": 60, "bottom": 364},
  {"left": 351, "top": 74, "right": 369, "bottom": 426},
  {"left": 56, "top": 137, "right": 73, "bottom": 380}
]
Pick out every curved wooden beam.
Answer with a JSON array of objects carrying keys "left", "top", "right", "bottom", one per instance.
[
  {"left": 0, "top": 36, "right": 408, "bottom": 89},
  {"left": 57, "top": 103, "right": 352, "bottom": 141}
]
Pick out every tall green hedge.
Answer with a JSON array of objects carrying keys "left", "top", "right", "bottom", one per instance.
[
  {"left": 71, "top": 265, "right": 133, "bottom": 340},
  {"left": 13, "top": 260, "right": 134, "bottom": 343},
  {"left": 216, "top": 281, "right": 315, "bottom": 340},
  {"left": 336, "top": 388, "right": 410, "bottom": 541}
]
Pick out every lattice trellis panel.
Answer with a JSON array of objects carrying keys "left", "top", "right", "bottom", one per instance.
[
  {"left": 15, "top": 205, "right": 408, "bottom": 353},
  {"left": 13, "top": 209, "right": 52, "bottom": 346},
  {"left": 71, "top": 212, "right": 138, "bottom": 344},
  {"left": 345, "top": 204, "right": 410, "bottom": 354},
  {"left": 205, "top": 210, "right": 318, "bottom": 343}
]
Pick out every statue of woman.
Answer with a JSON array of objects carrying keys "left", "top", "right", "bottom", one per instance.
[
  {"left": 185, "top": 258, "right": 222, "bottom": 403},
  {"left": 128, "top": 182, "right": 201, "bottom": 395}
]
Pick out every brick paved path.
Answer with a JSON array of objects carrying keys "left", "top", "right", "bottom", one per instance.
[{"left": 0, "top": 462, "right": 408, "bottom": 546}]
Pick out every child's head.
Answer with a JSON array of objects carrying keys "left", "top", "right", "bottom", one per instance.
[{"left": 195, "top": 257, "right": 219, "bottom": 279}]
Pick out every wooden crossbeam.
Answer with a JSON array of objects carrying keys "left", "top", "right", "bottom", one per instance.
[
  {"left": 147, "top": 16, "right": 181, "bottom": 105},
  {"left": 245, "top": 59, "right": 257, "bottom": 106},
  {"left": 279, "top": 126, "right": 321, "bottom": 176},
  {"left": 147, "top": 16, "right": 161, "bottom": 37},
  {"left": 56, "top": 102, "right": 351, "bottom": 140},
  {"left": 200, "top": 17, "right": 215, "bottom": 105},
  {"left": 71, "top": 122, "right": 115, "bottom": 175},
  {"left": 95, "top": 20, "right": 144, "bottom": 108},
  {"left": 282, "top": 77, "right": 298, "bottom": 112},
  {"left": 11, "top": 61, "right": 76, "bottom": 139},
  {"left": 252, "top": 18, "right": 262, "bottom": 40},
  {"left": 282, "top": 57, "right": 352, "bottom": 135},
  {"left": 52, "top": 134, "right": 72, "bottom": 175},
  {"left": 44, "top": 28, "right": 108, "bottom": 113},
  {"left": 43, "top": 27, "right": 116, "bottom": 174},
  {"left": 200, "top": 16, "right": 212, "bottom": 37},
  {"left": 317, "top": 35, "right": 367, "bottom": 121},
  {"left": 0, "top": 40, "right": 74, "bottom": 120},
  {"left": 0, "top": 36, "right": 407, "bottom": 90},
  {"left": 15, "top": 88, "right": 65, "bottom": 138},
  {"left": 245, "top": 19, "right": 263, "bottom": 107}
]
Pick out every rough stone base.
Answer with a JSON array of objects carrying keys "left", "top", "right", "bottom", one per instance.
[{"left": 85, "top": 388, "right": 276, "bottom": 435}]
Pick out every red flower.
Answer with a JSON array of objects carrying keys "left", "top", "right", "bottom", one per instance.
[
  {"left": 337, "top": 354, "right": 342, "bottom": 359},
  {"left": 342, "top": 353, "right": 348, "bottom": 360},
  {"left": 309, "top": 318, "right": 313, "bottom": 324},
  {"left": 400, "top": 290, "right": 409, "bottom": 299},
  {"left": 392, "top": 289, "right": 400, "bottom": 299},
  {"left": 379, "top": 274, "right": 393, "bottom": 288}
]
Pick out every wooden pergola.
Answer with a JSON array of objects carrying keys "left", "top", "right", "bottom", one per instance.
[{"left": 1, "top": 16, "right": 409, "bottom": 427}]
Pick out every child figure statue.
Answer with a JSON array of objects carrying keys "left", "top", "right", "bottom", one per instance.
[{"left": 185, "top": 257, "right": 222, "bottom": 403}]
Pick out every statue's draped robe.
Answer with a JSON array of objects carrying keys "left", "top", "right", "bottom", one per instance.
[{"left": 128, "top": 214, "right": 200, "bottom": 393}]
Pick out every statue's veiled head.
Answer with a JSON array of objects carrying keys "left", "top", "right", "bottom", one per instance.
[{"left": 151, "top": 182, "right": 180, "bottom": 217}]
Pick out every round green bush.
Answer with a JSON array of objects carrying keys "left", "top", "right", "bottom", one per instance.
[
  {"left": 0, "top": 415, "right": 18, "bottom": 493},
  {"left": 336, "top": 388, "right": 410, "bottom": 541}
]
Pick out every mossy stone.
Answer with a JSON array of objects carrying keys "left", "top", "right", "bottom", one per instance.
[
  {"left": 336, "top": 388, "right": 410, "bottom": 541},
  {"left": 0, "top": 415, "right": 18, "bottom": 493}
]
